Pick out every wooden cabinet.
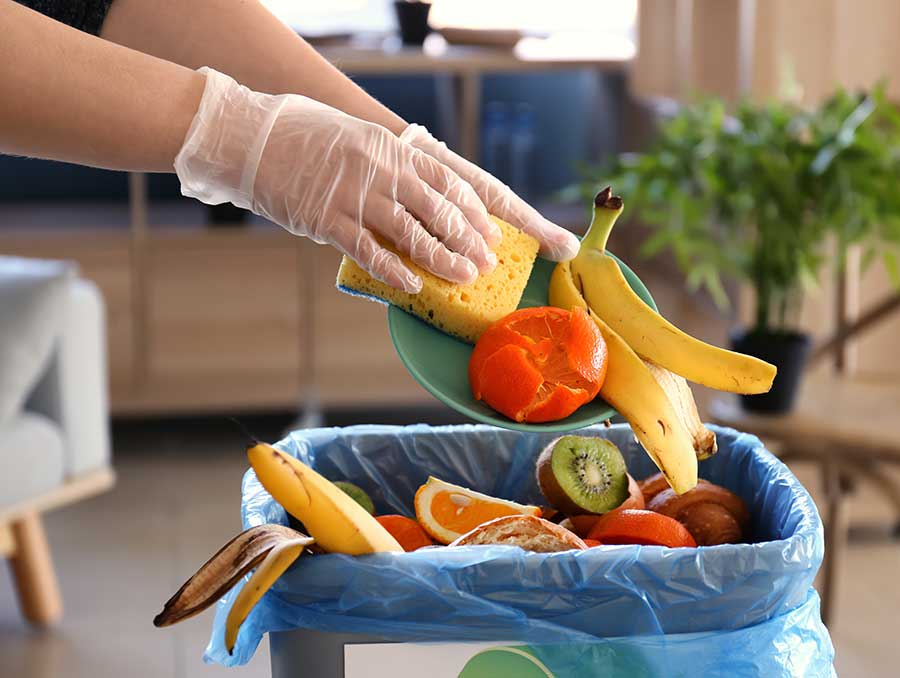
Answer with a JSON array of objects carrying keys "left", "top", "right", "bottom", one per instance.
[
  {"left": 0, "top": 217, "right": 431, "bottom": 416},
  {"left": 131, "top": 227, "right": 306, "bottom": 414},
  {"left": 147, "top": 237, "right": 300, "bottom": 379},
  {"left": 309, "top": 244, "right": 424, "bottom": 406}
]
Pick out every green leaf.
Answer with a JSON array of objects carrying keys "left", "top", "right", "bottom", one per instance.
[
  {"left": 883, "top": 249, "right": 900, "bottom": 287},
  {"left": 704, "top": 268, "right": 731, "bottom": 310},
  {"left": 639, "top": 228, "right": 674, "bottom": 259},
  {"left": 573, "top": 88, "right": 900, "bottom": 323}
]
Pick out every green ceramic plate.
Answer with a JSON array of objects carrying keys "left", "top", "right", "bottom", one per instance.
[{"left": 388, "top": 254, "right": 657, "bottom": 432}]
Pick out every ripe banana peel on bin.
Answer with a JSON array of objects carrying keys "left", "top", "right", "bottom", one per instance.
[
  {"left": 246, "top": 441, "right": 404, "bottom": 555},
  {"left": 154, "top": 443, "right": 404, "bottom": 655},
  {"left": 153, "top": 524, "right": 314, "bottom": 654},
  {"left": 223, "top": 536, "right": 308, "bottom": 653}
]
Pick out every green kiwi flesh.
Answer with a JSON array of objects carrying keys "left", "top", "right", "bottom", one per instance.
[
  {"left": 332, "top": 481, "right": 376, "bottom": 515},
  {"left": 536, "top": 436, "right": 629, "bottom": 514}
]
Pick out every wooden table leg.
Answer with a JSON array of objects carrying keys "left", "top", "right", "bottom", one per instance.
[
  {"left": 9, "top": 512, "right": 63, "bottom": 627},
  {"left": 0, "top": 522, "right": 14, "bottom": 557},
  {"left": 819, "top": 457, "right": 850, "bottom": 627}
]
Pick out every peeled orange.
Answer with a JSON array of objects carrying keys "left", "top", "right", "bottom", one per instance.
[
  {"left": 468, "top": 306, "right": 607, "bottom": 423},
  {"left": 414, "top": 477, "right": 541, "bottom": 545}
]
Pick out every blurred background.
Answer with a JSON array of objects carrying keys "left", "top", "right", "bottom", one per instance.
[{"left": 1, "top": 1, "right": 899, "bottom": 676}]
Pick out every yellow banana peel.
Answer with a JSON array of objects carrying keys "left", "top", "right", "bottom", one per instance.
[
  {"left": 247, "top": 442, "right": 403, "bottom": 555},
  {"left": 570, "top": 188, "right": 776, "bottom": 395},
  {"left": 224, "top": 537, "right": 307, "bottom": 653},
  {"left": 153, "top": 524, "right": 314, "bottom": 655},
  {"left": 549, "top": 261, "right": 698, "bottom": 494}
]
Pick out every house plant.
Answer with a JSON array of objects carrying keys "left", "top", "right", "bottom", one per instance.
[{"left": 586, "top": 86, "right": 900, "bottom": 413}]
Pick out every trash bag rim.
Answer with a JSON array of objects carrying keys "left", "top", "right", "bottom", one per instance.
[
  {"left": 256, "top": 535, "right": 814, "bottom": 592},
  {"left": 242, "top": 422, "right": 821, "bottom": 573},
  {"left": 213, "top": 422, "right": 829, "bottom": 667}
]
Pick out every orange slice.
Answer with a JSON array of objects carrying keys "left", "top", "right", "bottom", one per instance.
[{"left": 414, "top": 476, "right": 541, "bottom": 545}]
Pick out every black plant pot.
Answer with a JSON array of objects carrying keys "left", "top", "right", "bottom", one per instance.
[
  {"left": 730, "top": 329, "right": 811, "bottom": 414},
  {"left": 394, "top": 1, "right": 432, "bottom": 46}
]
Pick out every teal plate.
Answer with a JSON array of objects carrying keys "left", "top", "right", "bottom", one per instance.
[{"left": 388, "top": 254, "right": 657, "bottom": 432}]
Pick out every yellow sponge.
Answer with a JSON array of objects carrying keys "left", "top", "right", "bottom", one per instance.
[{"left": 336, "top": 216, "right": 539, "bottom": 344}]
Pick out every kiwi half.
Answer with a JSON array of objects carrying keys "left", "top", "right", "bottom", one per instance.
[
  {"left": 332, "top": 481, "right": 376, "bottom": 515},
  {"left": 536, "top": 436, "right": 629, "bottom": 514}
]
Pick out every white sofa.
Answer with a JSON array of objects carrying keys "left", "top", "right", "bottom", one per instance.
[{"left": 0, "top": 261, "right": 113, "bottom": 627}]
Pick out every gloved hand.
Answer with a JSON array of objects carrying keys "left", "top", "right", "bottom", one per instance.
[
  {"left": 174, "top": 68, "right": 497, "bottom": 293},
  {"left": 400, "top": 123, "right": 581, "bottom": 261}
]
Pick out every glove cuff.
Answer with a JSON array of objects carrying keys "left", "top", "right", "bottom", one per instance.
[{"left": 174, "top": 67, "right": 286, "bottom": 210}]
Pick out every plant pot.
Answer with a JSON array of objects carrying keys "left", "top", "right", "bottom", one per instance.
[
  {"left": 207, "top": 203, "right": 248, "bottom": 226},
  {"left": 393, "top": 1, "right": 432, "bottom": 46},
  {"left": 730, "top": 329, "right": 811, "bottom": 414}
]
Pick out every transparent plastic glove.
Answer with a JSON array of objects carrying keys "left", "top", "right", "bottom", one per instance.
[
  {"left": 175, "top": 68, "right": 497, "bottom": 293},
  {"left": 400, "top": 123, "right": 581, "bottom": 261}
]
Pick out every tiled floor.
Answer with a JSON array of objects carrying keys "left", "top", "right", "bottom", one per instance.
[{"left": 1, "top": 413, "right": 898, "bottom": 677}]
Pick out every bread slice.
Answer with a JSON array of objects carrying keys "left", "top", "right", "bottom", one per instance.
[
  {"left": 449, "top": 515, "right": 587, "bottom": 553},
  {"left": 336, "top": 216, "right": 539, "bottom": 344}
]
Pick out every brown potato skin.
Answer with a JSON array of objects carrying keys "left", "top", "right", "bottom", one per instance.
[
  {"left": 637, "top": 472, "right": 671, "bottom": 505},
  {"left": 639, "top": 473, "right": 714, "bottom": 505},
  {"left": 648, "top": 483, "right": 749, "bottom": 546},
  {"left": 679, "top": 503, "right": 743, "bottom": 546}
]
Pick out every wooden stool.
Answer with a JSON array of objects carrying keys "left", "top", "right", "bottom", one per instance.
[{"left": 710, "top": 372, "right": 900, "bottom": 626}]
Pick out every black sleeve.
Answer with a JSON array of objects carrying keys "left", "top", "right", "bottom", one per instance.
[{"left": 16, "top": 0, "right": 115, "bottom": 36}]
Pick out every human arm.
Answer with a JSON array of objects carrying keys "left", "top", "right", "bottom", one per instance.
[
  {"left": 99, "top": 0, "right": 579, "bottom": 260},
  {"left": 100, "top": 0, "right": 408, "bottom": 135},
  {"left": 0, "top": 1, "right": 495, "bottom": 290},
  {"left": 0, "top": 0, "right": 204, "bottom": 171}
]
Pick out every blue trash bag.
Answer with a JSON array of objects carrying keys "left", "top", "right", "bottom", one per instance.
[{"left": 205, "top": 424, "right": 833, "bottom": 675}]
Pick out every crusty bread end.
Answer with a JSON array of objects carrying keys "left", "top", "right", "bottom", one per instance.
[{"left": 449, "top": 515, "right": 587, "bottom": 552}]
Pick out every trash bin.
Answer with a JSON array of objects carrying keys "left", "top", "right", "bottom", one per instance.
[{"left": 205, "top": 424, "right": 834, "bottom": 677}]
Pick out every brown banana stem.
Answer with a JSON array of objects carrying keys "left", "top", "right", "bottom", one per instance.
[{"left": 594, "top": 186, "right": 624, "bottom": 210}]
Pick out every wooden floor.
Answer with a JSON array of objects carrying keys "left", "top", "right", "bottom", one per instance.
[{"left": 0, "top": 413, "right": 897, "bottom": 677}]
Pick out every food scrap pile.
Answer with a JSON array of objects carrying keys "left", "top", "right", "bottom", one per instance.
[
  {"left": 154, "top": 434, "right": 749, "bottom": 652},
  {"left": 367, "top": 434, "right": 747, "bottom": 552}
]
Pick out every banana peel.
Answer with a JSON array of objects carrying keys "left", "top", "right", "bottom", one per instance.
[
  {"left": 643, "top": 361, "right": 717, "bottom": 460},
  {"left": 153, "top": 524, "right": 313, "bottom": 654},
  {"left": 570, "top": 188, "right": 776, "bottom": 395},
  {"left": 156, "top": 442, "right": 403, "bottom": 657},
  {"left": 247, "top": 441, "right": 403, "bottom": 555},
  {"left": 224, "top": 537, "right": 306, "bottom": 653},
  {"left": 549, "top": 261, "right": 698, "bottom": 494}
]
